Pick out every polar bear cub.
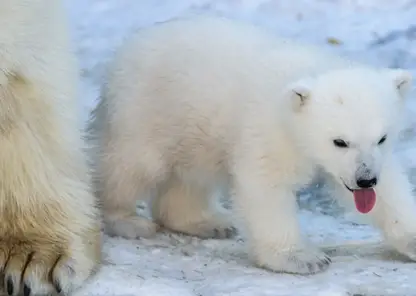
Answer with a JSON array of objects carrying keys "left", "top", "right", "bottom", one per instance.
[
  {"left": 88, "top": 16, "right": 416, "bottom": 275},
  {"left": 0, "top": 0, "right": 101, "bottom": 295}
]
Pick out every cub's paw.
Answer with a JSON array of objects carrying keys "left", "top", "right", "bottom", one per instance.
[
  {"left": 387, "top": 235, "right": 416, "bottom": 261},
  {"left": 254, "top": 247, "right": 332, "bottom": 275},
  {"left": 0, "top": 238, "right": 98, "bottom": 296},
  {"left": 104, "top": 215, "right": 159, "bottom": 239},
  {"left": 187, "top": 218, "right": 237, "bottom": 239},
  {"left": 162, "top": 213, "right": 237, "bottom": 239}
]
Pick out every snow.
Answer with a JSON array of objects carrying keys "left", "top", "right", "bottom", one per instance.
[{"left": 61, "top": 0, "right": 416, "bottom": 295}]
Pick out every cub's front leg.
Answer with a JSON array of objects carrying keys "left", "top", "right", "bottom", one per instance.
[
  {"left": 361, "top": 156, "right": 416, "bottom": 260},
  {"left": 232, "top": 166, "right": 331, "bottom": 275}
]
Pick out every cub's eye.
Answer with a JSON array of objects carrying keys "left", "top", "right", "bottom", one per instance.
[
  {"left": 378, "top": 135, "right": 387, "bottom": 145},
  {"left": 333, "top": 139, "right": 348, "bottom": 148}
]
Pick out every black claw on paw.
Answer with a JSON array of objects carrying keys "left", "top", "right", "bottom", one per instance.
[
  {"left": 325, "top": 256, "right": 332, "bottom": 263},
  {"left": 213, "top": 228, "right": 219, "bottom": 238},
  {"left": 53, "top": 279, "right": 62, "bottom": 294},
  {"left": 306, "top": 262, "right": 313, "bottom": 273},
  {"left": 6, "top": 277, "right": 13, "bottom": 295},
  {"left": 225, "top": 228, "right": 233, "bottom": 238},
  {"left": 23, "top": 283, "right": 31, "bottom": 296}
]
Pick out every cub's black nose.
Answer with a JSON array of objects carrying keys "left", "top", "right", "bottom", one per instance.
[{"left": 356, "top": 177, "right": 377, "bottom": 189}]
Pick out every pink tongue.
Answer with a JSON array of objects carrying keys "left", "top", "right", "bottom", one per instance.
[{"left": 353, "top": 189, "right": 376, "bottom": 214}]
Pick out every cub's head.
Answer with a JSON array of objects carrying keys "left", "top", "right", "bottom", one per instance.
[{"left": 286, "top": 67, "right": 412, "bottom": 213}]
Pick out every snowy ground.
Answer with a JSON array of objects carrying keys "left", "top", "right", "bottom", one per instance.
[{"left": 62, "top": 1, "right": 416, "bottom": 295}]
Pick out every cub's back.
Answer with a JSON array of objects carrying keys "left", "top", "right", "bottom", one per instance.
[
  {"left": 98, "top": 16, "right": 350, "bottom": 165},
  {"left": 101, "top": 17, "right": 275, "bottom": 154}
]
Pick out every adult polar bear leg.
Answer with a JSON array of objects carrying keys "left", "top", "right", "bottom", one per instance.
[
  {"left": 233, "top": 169, "right": 331, "bottom": 274},
  {"left": 0, "top": 1, "right": 101, "bottom": 295},
  {"left": 151, "top": 175, "right": 235, "bottom": 239},
  {"left": 359, "top": 156, "right": 416, "bottom": 260}
]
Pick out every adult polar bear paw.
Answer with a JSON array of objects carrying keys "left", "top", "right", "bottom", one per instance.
[
  {"left": 0, "top": 237, "right": 98, "bottom": 296},
  {"left": 254, "top": 248, "right": 331, "bottom": 275}
]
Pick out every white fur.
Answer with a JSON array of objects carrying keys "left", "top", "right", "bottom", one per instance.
[
  {"left": 89, "top": 16, "right": 416, "bottom": 275},
  {"left": 0, "top": 1, "right": 102, "bottom": 294}
]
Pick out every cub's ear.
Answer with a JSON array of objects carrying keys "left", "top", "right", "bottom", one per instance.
[
  {"left": 388, "top": 68, "right": 413, "bottom": 99},
  {"left": 289, "top": 81, "right": 312, "bottom": 112}
]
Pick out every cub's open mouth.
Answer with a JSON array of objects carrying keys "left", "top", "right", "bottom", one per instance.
[
  {"left": 343, "top": 183, "right": 353, "bottom": 192},
  {"left": 341, "top": 180, "right": 376, "bottom": 214}
]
